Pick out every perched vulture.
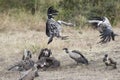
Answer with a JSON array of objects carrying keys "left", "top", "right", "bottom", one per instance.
[
  {"left": 8, "top": 59, "right": 35, "bottom": 71},
  {"left": 22, "top": 49, "right": 32, "bottom": 60},
  {"left": 19, "top": 64, "right": 39, "bottom": 80},
  {"left": 38, "top": 48, "right": 52, "bottom": 60},
  {"left": 8, "top": 50, "right": 34, "bottom": 71},
  {"left": 103, "top": 54, "right": 117, "bottom": 69},
  {"left": 63, "top": 48, "right": 88, "bottom": 65}
]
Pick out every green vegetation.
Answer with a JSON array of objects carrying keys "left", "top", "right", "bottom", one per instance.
[
  {"left": 58, "top": 0, "right": 120, "bottom": 25},
  {"left": 0, "top": 0, "right": 120, "bottom": 27}
]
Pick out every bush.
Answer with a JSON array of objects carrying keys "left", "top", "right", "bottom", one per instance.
[
  {"left": 58, "top": 0, "right": 120, "bottom": 26},
  {"left": 0, "top": 0, "right": 120, "bottom": 27}
]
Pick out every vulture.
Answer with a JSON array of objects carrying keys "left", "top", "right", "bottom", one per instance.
[
  {"left": 8, "top": 59, "right": 35, "bottom": 71},
  {"left": 46, "top": 6, "right": 75, "bottom": 44},
  {"left": 22, "top": 49, "right": 32, "bottom": 60},
  {"left": 19, "top": 64, "right": 39, "bottom": 80},
  {"left": 38, "top": 48, "right": 52, "bottom": 60},
  {"left": 36, "top": 57, "right": 60, "bottom": 70},
  {"left": 8, "top": 50, "right": 34, "bottom": 71},
  {"left": 103, "top": 54, "right": 117, "bottom": 69},
  {"left": 88, "top": 16, "right": 118, "bottom": 43},
  {"left": 63, "top": 48, "right": 88, "bottom": 65}
]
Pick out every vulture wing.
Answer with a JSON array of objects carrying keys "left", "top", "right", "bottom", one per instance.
[
  {"left": 46, "top": 19, "right": 60, "bottom": 44},
  {"left": 88, "top": 17, "right": 117, "bottom": 43},
  {"left": 72, "top": 50, "right": 88, "bottom": 64}
]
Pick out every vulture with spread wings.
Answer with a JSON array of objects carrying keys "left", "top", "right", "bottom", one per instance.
[
  {"left": 46, "top": 6, "right": 75, "bottom": 44},
  {"left": 88, "top": 17, "right": 118, "bottom": 43}
]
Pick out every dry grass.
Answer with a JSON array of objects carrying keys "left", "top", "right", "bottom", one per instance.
[
  {"left": 0, "top": 13, "right": 120, "bottom": 80},
  {"left": 0, "top": 11, "right": 45, "bottom": 32}
]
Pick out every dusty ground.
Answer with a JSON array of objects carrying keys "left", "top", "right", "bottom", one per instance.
[{"left": 0, "top": 27, "right": 120, "bottom": 80}]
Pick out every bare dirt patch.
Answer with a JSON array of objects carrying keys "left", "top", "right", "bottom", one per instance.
[{"left": 0, "top": 27, "right": 120, "bottom": 80}]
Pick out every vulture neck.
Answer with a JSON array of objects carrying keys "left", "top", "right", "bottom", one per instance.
[
  {"left": 48, "top": 14, "right": 54, "bottom": 19},
  {"left": 65, "top": 49, "right": 69, "bottom": 53}
]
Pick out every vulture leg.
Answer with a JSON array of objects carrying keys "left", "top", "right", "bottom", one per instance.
[
  {"left": 111, "top": 32, "right": 115, "bottom": 41},
  {"left": 48, "top": 35, "right": 54, "bottom": 44}
]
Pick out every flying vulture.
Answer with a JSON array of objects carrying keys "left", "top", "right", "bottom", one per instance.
[{"left": 88, "top": 17, "right": 118, "bottom": 43}]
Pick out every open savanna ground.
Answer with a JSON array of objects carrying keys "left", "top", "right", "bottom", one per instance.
[{"left": 0, "top": 13, "right": 120, "bottom": 80}]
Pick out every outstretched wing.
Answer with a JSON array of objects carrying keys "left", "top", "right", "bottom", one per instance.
[
  {"left": 57, "top": 20, "right": 75, "bottom": 26},
  {"left": 98, "top": 17, "right": 115, "bottom": 43},
  {"left": 8, "top": 61, "right": 23, "bottom": 71},
  {"left": 88, "top": 19, "right": 102, "bottom": 29},
  {"left": 88, "top": 17, "right": 117, "bottom": 43},
  {"left": 99, "top": 26, "right": 115, "bottom": 43}
]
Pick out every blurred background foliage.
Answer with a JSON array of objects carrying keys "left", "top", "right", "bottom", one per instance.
[{"left": 0, "top": 0, "right": 120, "bottom": 27}]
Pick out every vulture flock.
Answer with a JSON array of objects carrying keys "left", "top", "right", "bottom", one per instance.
[
  {"left": 46, "top": 6, "right": 118, "bottom": 44},
  {"left": 8, "top": 6, "right": 119, "bottom": 80},
  {"left": 8, "top": 48, "right": 60, "bottom": 80}
]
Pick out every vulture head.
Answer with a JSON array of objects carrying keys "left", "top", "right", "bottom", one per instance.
[
  {"left": 63, "top": 48, "right": 69, "bottom": 53},
  {"left": 47, "top": 6, "right": 58, "bottom": 19}
]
